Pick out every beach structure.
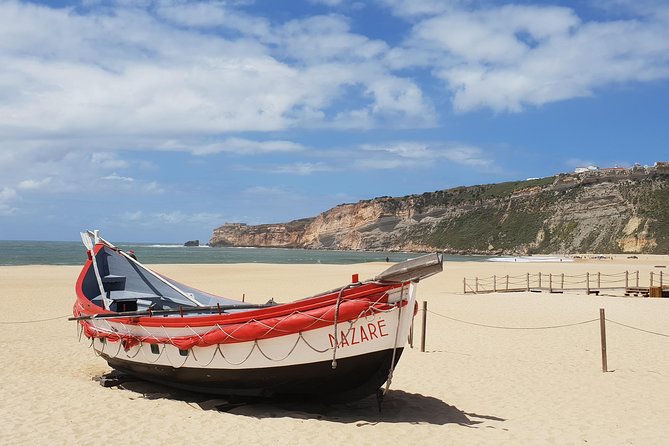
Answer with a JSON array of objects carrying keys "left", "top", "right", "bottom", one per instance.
[{"left": 71, "top": 231, "right": 442, "bottom": 402}]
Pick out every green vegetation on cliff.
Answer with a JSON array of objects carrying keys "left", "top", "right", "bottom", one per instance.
[{"left": 211, "top": 172, "right": 669, "bottom": 254}]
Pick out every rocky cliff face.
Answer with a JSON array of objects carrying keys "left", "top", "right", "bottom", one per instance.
[{"left": 210, "top": 171, "right": 669, "bottom": 254}]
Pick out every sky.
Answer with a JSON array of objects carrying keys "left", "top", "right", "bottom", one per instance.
[{"left": 1, "top": 0, "right": 668, "bottom": 243}]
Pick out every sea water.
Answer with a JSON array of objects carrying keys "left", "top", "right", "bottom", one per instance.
[{"left": 0, "top": 240, "right": 489, "bottom": 266}]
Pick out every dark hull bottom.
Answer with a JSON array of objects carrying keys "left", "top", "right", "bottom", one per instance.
[{"left": 103, "top": 348, "right": 403, "bottom": 402}]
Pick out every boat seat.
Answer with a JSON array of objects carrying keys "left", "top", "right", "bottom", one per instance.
[
  {"left": 102, "top": 275, "right": 126, "bottom": 291},
  {"left": 112, "top": 299, "right": 138, "bottom": 312}
]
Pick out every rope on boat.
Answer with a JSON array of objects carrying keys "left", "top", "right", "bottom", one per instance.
[
  {"left": 383, "top": 283, "right": 405, "bottom": 396},
  {"left": 80, "top": 291, "right": 405, "bottom": 368},
  {"left": 331, "top": 284, "right": 350, "bottom": 370},
  {"left": 255, "top": 334, "right": 303, "bottom": 362},
  {"left": 190, "top": 344, "right": 221, "bottom": 367}
]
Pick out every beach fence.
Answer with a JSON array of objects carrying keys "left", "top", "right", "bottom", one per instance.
[
  {"left": 414, "top": 303, "right": 669, "bottom": 373},
  {"left": 463, "top": 270, "right": 668, "bottom": 297}
]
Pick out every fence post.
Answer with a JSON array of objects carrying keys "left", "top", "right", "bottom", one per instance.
[
  {"left": 586, "top": 272, "right": 590, "bottom": 294},
  {"left": 600, "top": 308, "right": 608, "bottom": 373},
  {"left": 475, "top": 277, "right": 479, "bottom": 293},
  {"left": 526, "top": 273, "right": 530, "bottom": 291},
  {"left": 636, "top": 270, "right": 639, "bottom": 287},
  {"left": 420, "top": 301, "right": 427, "bottom": 353},
  {"left": 506, "top": 275, "right": 509, "bottom": 291},
  {"left": 597, "top": 272, "right": 601, "bottom": 289},
  {"left": 493, "top": 275, "right": 497, "bottom": 293},
  {"left": 561, "top": 273, "right": 564, "bottom": 290},
  {"left": 549, "top": 273, "right": 553, "bottom": 293},
  {"left": 463, "top": 278, "right": 466, "bottom": 294},
  {"left": 650, "top": 272, "right": 654, "bottom": 287},
  {"left": 538, "top": 272, "right": 542, "bottom": 289},
  {"left": 661, "top": 271, "right": 664, "bottom": 288},
  {"left": 625, "top": 270, "right": 629, "bottom": 288}
]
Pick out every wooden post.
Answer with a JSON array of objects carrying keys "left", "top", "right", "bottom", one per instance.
[
  {"left": 597, "top": 272, "right": 601, "bottom": 289},
  {"left": 463, "top": 278, "right": 467, "bottom": 294},
  {"left": 549, "top": 273, "right": 553, "bottom": 293},
  {"left": 650, "top": 272, "right": 654, "bottom": 287},
  {"left": 242, "top": 293, "right": 245, "bottom": 303},
  {"left": 420, "top": 301, "right": 427, "bottom": 353},
  {"left": 538, "top": 272, "right": 542, "bottom": 289},
  {"left": 586, "top": 272, "right": 590, "bottom": 295},
  {"left": 506, "top": 275, "right": 509, "bottom": 291},
  {"left": 493, "top": 275, "right": 497, "bottom": 293},
  {"left": 636, "top": 270, "right": 639, "bottom": 287},
  {"left": 600, "top": 308, "right": 608, "bottom": 373},
  {"left": 561, "top": 273, "right": 564, "bottom": 290},
  {"left": 475, "top": 277, "right": 479, "bottom": 293},
  {"left": 625, "top": 270, "right": 629, "bottom": 288},
  {"left": 526, "top": 273, "right": 530, "bottom": 291},
  {"left": 661, "top": 271, "right": 664, "bottom": 288}
]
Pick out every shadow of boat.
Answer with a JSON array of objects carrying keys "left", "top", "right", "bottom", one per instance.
[{"left": 102, "top": 373, "right": 503, "bottom": 426}]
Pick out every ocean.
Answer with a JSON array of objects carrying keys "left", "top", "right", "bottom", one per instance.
[{"left": 0, "top": 240, "right": 488, "bottom": 266}]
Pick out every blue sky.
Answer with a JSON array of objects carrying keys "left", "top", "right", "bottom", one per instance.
[{"left": 1, "top": 0, "right": 668, "bottom": 242}]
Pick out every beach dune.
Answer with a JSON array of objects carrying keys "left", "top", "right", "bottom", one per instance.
[{"left": 1, "top": 256, "right": 668, "bottom": 445}]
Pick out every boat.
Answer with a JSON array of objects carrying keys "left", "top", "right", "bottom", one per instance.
[{"left": 72, "top": 230, "right": 443, "bottom": 402}]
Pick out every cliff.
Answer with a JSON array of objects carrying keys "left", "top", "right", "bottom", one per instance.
[{"left": 210, "top": 169, "right": 669, "bottom": 254}]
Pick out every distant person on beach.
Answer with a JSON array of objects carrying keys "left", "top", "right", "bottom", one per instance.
[{"left": 127, "top": 250, "right": 137, "bottom": 260}]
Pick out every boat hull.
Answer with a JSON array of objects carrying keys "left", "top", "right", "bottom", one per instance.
[
  {"left": 103, "top": 347, "right": 403, "bottom": 401},
  {"left": 87, "top": 302, "right": 412, "bottom": 401}
]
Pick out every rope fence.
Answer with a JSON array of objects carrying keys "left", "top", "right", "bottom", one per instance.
[
  {"left": 463, "top": 270, "right": 667, "bottom": 296},
  {"left": 0, "top": 314, "right": 71, "bottom": 324},
  {"left": 415, "top": 302, "right": 669, "bottom": 373}
]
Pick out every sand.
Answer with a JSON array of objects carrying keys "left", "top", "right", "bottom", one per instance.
[{"left": 1, "top": 255, "right": 668, "bottom": 445}]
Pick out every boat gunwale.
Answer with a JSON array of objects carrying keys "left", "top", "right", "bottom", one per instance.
[{"left": 74, "top": 244, "right": 406, "bottom": 328}]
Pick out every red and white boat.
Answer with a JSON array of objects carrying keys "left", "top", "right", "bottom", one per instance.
[{"left": 72, "top": 231, "right": 442, "bottom": 401}]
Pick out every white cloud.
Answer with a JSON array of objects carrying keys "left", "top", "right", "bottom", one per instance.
[
  {"left": 396, "top": 3, "right": 669, "bottom": 112},
  {"left": 0, "top": 187, "right": 18, "bottom": 216},
  {"left": 361, "top": 142, "right": 433, "bottom": 159},
  {"left": 359, "top": 141, "right": 495, "bottom": 170},
  {"left": 91, "top": 153, "right": 129, "bottom": 169},
  {"left": 102, "top": 173, "right": 135, "bottom": 182},
  {"left": 441, "top": 145, "right": 494, "bottom": 168},
  {"left": 17, "top": 177, "right": 52, "bottom": 190},
  {"left": 276, "top": 15, "right": 388, "bottom": 63},
  {"left": 0, "top": 148, "right": 165, "bottom": 218},
  {"left": 377, "top": 0, "right": 455, "bottom": 18},
  {"left": 155, "top": 1, "right": 271, "bottom": 37},
  {"left": 0, "top": 187, "right": 17, "bottom": 201},
  {"left": 117, "top": 210, "right": 227, "bottom": 226},
  {"left": 0, "top": 1, "right": 435, "bottom": 153},
  {"left": 143, "top": 181, "right": 165, "bottom": 194},
  {"left": 185, "top": 138, "right": 306, "bottom": 156},
  {"left": 271, "top": 162, "right": 334, "bottom": 175}
]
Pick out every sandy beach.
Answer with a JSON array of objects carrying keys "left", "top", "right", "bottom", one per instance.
[{"left": 1, "top": 256, "right": 668, "bottom": 445}]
